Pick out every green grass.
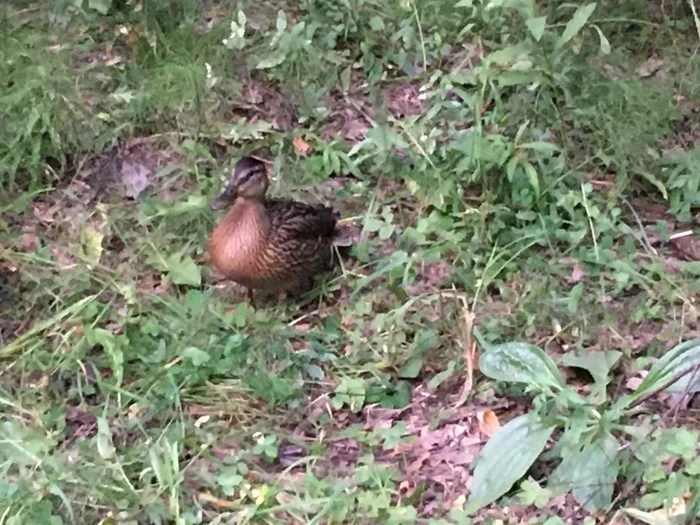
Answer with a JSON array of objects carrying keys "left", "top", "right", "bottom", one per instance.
[{"left": 2, "top": 0, "right": 700, "bottom": 523}]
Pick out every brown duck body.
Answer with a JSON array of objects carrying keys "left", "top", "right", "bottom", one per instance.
[{"left": 208, "top": 196, "right": 338, "bottom": 295}]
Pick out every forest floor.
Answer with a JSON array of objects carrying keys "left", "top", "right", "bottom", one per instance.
[{"left": 1, "top": 0, "right": 700, "bottom": 523}]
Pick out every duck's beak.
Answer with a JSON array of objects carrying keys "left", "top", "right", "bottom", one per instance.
[{"left": 210, "top": 183, "right": 237, "bottom": 211}]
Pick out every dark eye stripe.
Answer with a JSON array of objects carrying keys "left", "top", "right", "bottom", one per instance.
[{"left": 238, "top": 167, "right": 264, "bottom": 184}]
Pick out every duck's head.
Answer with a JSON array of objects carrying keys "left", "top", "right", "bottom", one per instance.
[{"left": 210, "top": 157, "right": 269, "bottom": 210}]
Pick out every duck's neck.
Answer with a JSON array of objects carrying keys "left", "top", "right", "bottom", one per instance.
[{"left": 220, "top": 198, "right": 270, "bottom": 239}]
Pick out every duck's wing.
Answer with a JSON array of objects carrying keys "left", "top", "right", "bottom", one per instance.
[{"left": 263, "top": 198, "right": 338, "bottom": 239}]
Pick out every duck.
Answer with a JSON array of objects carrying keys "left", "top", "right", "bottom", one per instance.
[{"left": 208, "top": 156, "right": 346, "bottom": 303}]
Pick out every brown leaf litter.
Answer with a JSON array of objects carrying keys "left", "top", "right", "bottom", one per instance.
[
  {"left": 321, "top": 95, "right": 374, "bottom": 145},
  {"left": 279, "top": 382, "right": 524, "bottom": 518},
  {"left": 65, "top": 403, "right": 98, "bottom": 439},
  {"left": 384, "top": 82, "right": 426, "bottom": 119},
  {"left": 228, "top": 76, "right": 298, "bottom": 132},
  {"left": 635, "top": 55, "right": 666, "bottom": 78},
  {"left": 83, "top": 136, "right": 184, "bottom": 201}
]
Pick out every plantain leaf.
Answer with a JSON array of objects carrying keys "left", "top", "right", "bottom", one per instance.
[
  {"left": 465, "top": 412, "right": 555, "bottom": 513},
  {"left": 479, "top": 342, "right": 567, "bottom": 391},
  {"left": 571, "top": 431, "right": 619, "bottom": 510}
]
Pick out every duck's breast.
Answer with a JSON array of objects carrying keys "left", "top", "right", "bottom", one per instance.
[{"left": 208, "top": 200, "right": 271, "bottom": 286}]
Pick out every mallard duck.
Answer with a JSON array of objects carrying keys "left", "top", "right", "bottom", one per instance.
[{"left": 208, "top": 156, "right": 343, "bottom": 303}]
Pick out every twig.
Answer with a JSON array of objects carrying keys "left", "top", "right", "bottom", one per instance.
[
  {"left": 688, "top": 0, "right": 700, "bottom": 40},
  {"left": 622, "top": 198, "right": 657, "bottom": 256},
  {"left": 454, "top": 293, "right": 476, "bottom": 407},
  {"left": 669, "top": 230, "right": 693, "bottom": 241}
]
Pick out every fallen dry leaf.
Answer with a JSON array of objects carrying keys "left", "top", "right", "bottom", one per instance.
[
  {"left": 670, "top": 230, "right": 700, "bottom": 261},
  {"left": 198, "top": 492, "right": 237, "bottom": 509},
  {"left": 18, "top": 233, "right": 40, "bottom": 252},
  {"left": 625, "top": 376, "right": 644, "bottom": 390},
  {"left": 120, "top": 159, "right": 153, "bottom": 198},
  {"left": 50, "top": 245, "right": 77, "bottom": 269},
  {"left": 570, "top": 262, "right": 585, "bottom": 283},
  {"left": 292, "top": 136, "right": 312, "bottom": 156},
  {"left": 635, "top": 55, "right": 665, "bottom": 78},
  {"left": 477, "top": 409, "right": 501, "bottom": 436}
]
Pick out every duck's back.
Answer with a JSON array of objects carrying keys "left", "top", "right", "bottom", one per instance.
[
  {"left": 261, "top": 198, "right": 338, "bottom": 283},
  {"left": 264, "top": 198, "right": 338, "bottom": 240}
]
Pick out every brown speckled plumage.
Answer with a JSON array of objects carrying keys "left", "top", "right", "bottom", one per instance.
[{"left": 208, "top": 157, "right": 340, "bottom": 301}]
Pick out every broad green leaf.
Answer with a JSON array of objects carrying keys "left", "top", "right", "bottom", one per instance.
[
  {"left": 665, "top": 428, "right": 698, "bottom": 459},
  {"left": 560, "top": 3, "right": 597, "bottom": 45},
  {"left": 571, "top": 432, "right": 619, "bottom": 510},
  {"left": 340, "top": 66, "right": 352, "bottom": 92},
  {"left": 96, "top": 417, "right": 116, "bottom": 459},
  {"left": 378, "top": 224, "right": 394, "bottom": 240},
  {"left": 591, "top": 24, "right": 610, "bottom": 54},
  {"left": 518, "top": 478, "right": 551, "bottom": 508},
  {"left": 275, "top": 10, "right": 287, "bottom": 32},
  {"left": 525, "top": 16, "right": 547, "bottom": 41},
  {"left": 524, "top": 162, "right": 540, "bottom": 197},
  {"left": 518, "top": 141, "right": 561, "bottom": 153},
  {"left": 560, "top": 349, "right": 621, "bottom": 387},
  {"left": 548, "top": 449, "right": 580, "bottom": 495},
  {"left": 333, "top": 377, "right": 366, "bottom": 412},
  {"left": 506, "top": 155, "right": 519, "bottom": 182},
  {"left": 684, "top": 261, "right": 700, "bottom": 276},
  {"left": 466, "top": 412, "right": 555, "bottom": 513},
  {"left": 223, "top": 11, "right": 247, "bottom": 50},
  {"left": 479, "top": 342, "right": 567, "bottom": 391},
  {"left": 166, "top": 254, "right": 202, "bottom": 286},
  {"left": 0, "top": 420, "right": 53, "bottom": 465},
  {"left": 256, "top": 51, "right": 287, "bottom": 69},
  {"left": 369, "top": 16, "right": 385, "bottom": 30},
  {"left": 387, "top": 505, "right": 417, "bottom": 525},
  {"left": 399, "top": 356, "right": 423, "bottom": 379},
  {"left": 183, "top": 346, "right": 210, "bottom": 366},
  {"left": 80, "top": 225, "right": 104, "bottom": 266},
  {"left": 363, "top": 216, "right": 384, "bottom": 232},
  {"left": 88, "top": 0, "right": 112, "bottom": 14},
  {"left": 481, "top": 43, "right": 532, "bottom": 69},
  {"left": 305, "top": 364, "right": 325, "bottom": 380},
  {"left": 88, "top": 328, "right": 124, "bottom": 387}
]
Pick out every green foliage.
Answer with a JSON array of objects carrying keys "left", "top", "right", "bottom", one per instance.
[
  {"left": 468, "top": 340, "right": 700, "bottom": 514},
  {"left": 2, "top": 0, "right": 699, "bottom": 522},
  {"left": 0, "top": 8, "right": 110, "bottom": 190}
]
